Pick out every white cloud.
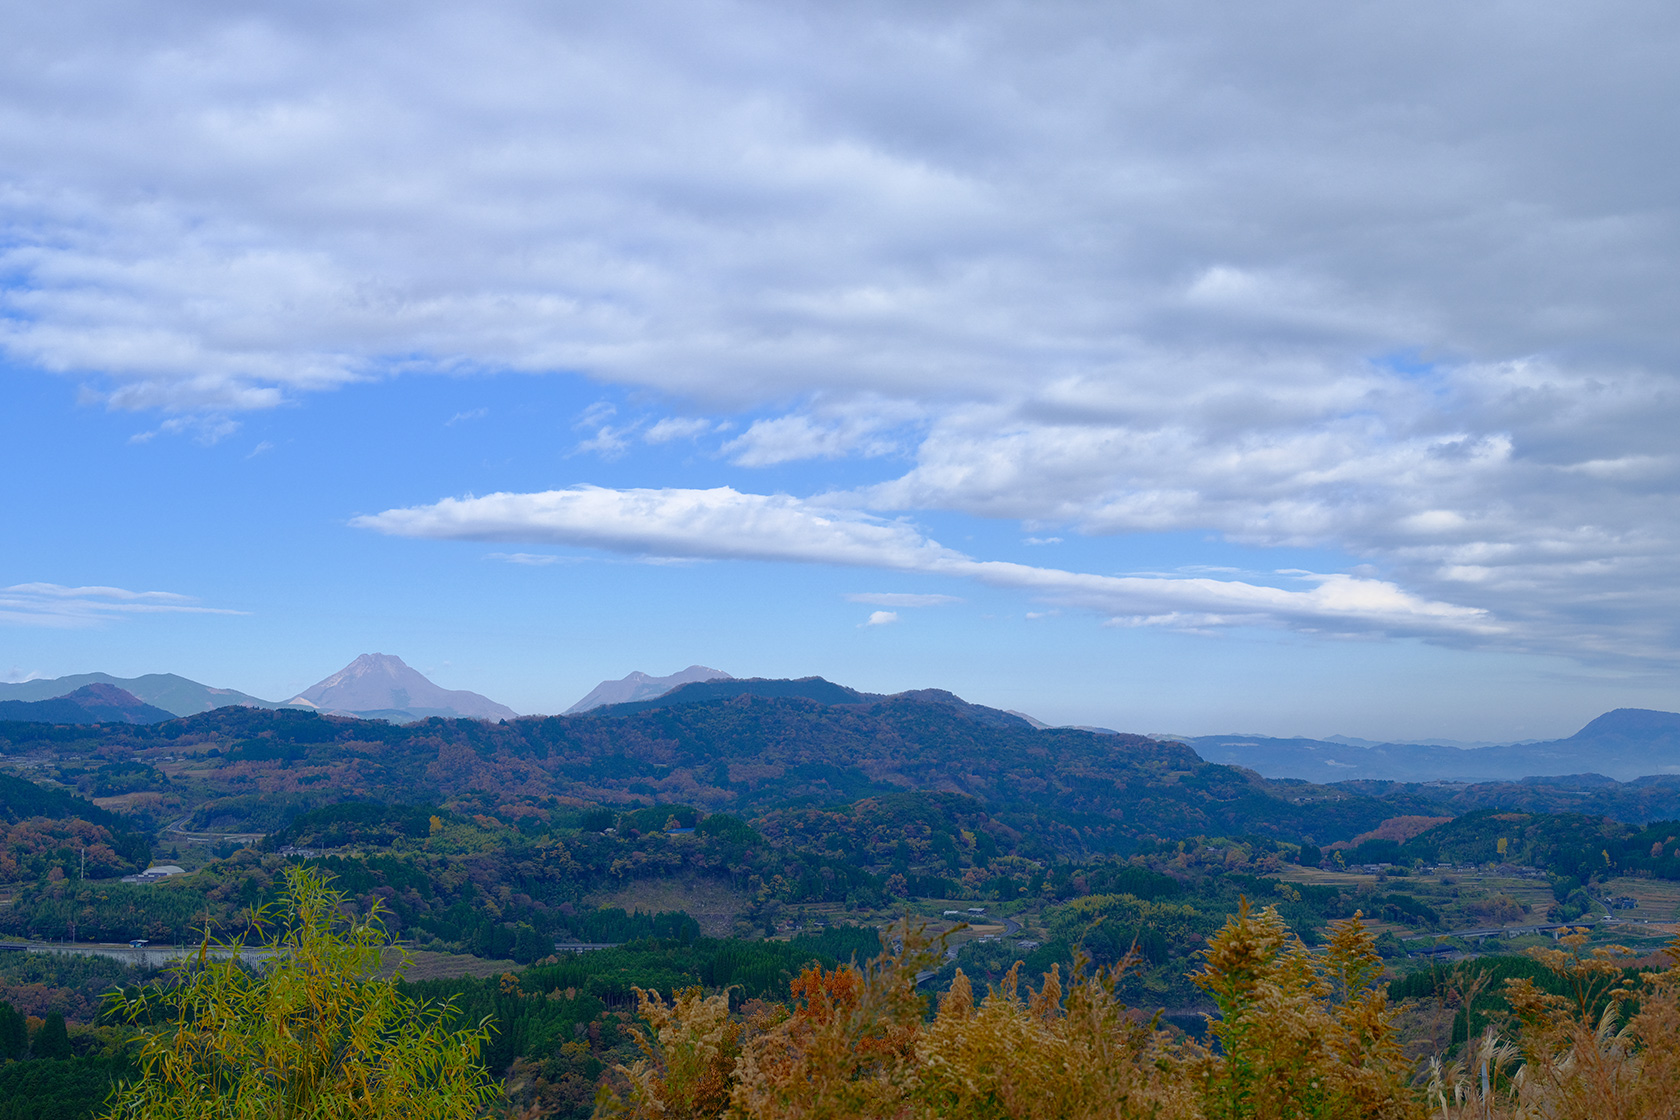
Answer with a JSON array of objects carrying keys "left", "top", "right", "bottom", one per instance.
[
  {"left": 485, "top": 552, "right": 571, "bottom": 566},
  {"left": 355, "top": 486, "right": 1498, "bottom": 640},
  {"left": 863, "top": 610, "right": 899, "bottom": 627},
  {"left": 723, "top": 407, "right": 913, "bottom": 466},
  {"left": 643, "top": 417, "right": 715, "bottom": 444},
  {"left": 845, "top": 592, "right": 962, "bottom": 607},
  {"left": 446, "top": 407, "right": 489, "bottom": 426},
  {"left": 0, "top": 583, "right": 243, "bottom": 628}
]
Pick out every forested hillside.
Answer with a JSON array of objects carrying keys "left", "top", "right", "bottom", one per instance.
[{"left": 1, "top": 689, "right": 1432, "bottom": 848}]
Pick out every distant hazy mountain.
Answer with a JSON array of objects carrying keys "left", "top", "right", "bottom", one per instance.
[
  {"left": 286, "top": 653, "right": 517, "bottom": 721},
  {"left": 0, "top": 683, "right": 176, "bottom": 724},
  {"left": 0, "top": 672, "right": 278, "bottom": 716},
  {"left": 1187, "top": 707, "right": 1680, "bottom": 783},
  {"left": 565, "top": 665, "right": 732, "bottom": 714}
]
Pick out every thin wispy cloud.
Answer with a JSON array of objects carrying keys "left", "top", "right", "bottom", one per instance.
[
  {"left": 846, "top": 593, "right": 963, "bottom": 608},
  {"left": 485, "top": 552, "right": 571, "bottom": 566},
  {"left": 0, "top": 583, "right": 243, "bottom": 628}
]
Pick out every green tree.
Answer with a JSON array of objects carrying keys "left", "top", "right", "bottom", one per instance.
[
  {"left": 102, "top": 865, "right": 497, "bottom": 1120},
  {"left": 30, "top": 1012, "right": 71, "bottom": 1060},
  {"left": 0, "top": 1000, "right": 26, "bottom": 1060}
]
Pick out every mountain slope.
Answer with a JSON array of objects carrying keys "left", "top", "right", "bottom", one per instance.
[
  {"left": 0, "top": 683, "right": 175, "bottom": 724},
  {"left": 565, "top": 665, "right": 732, "bottom": 714},
  {"left": 0, "top": 672, "right": 278, "bottom": 716},
  {"left": 286, "top": 653, "right": 517, "bottom": 721}
]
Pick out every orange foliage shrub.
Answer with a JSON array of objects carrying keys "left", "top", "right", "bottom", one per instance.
[{"left": 596, "top": 910, "right": 1680, "bottom": 1120}]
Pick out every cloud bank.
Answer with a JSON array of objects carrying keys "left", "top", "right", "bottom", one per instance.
[{"left": 7, "top": 3, "right": 1680, "bottom": 663}]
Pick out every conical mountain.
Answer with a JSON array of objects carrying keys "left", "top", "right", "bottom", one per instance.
[{"left": 287, "top": 654, "right": 517, "bottom": 721}]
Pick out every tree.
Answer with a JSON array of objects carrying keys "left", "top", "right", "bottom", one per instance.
[
  {"left": 31, "top": 1012, "right": 71, "bottom": 1060},
  {"left": 102, "top": 865, "right": 496, "bottom": 1120},
  {"left": 0, "top": 1001, "right": 26, "bottom": 1060}
]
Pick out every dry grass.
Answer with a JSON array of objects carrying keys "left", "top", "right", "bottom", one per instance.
[
  {"left": 379, "top": 948, "right": 520, "bottom": 981},
  {"left": 587, "top": 877, "right": 754, "bottom": 939}
]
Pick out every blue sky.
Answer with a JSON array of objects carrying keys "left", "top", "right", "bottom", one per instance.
[{"left": 4, "top": 2, "right": 1679, "bottom": 740}]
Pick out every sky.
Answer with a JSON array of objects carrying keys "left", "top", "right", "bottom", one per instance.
[{"left": 4, "top": 1, "right": 1679, "bottom": 740}]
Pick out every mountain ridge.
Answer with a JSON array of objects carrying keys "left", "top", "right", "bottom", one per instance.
[
  {"left": 564, "top": 665, "right": 733, "bottom": 714},
  {"left": 0, "top": 672, "right": 279, "bottom": 716}
]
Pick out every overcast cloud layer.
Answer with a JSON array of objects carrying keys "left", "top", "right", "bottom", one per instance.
[{"left": 6, "top": 2, "right": 1680, "bottom": 666}]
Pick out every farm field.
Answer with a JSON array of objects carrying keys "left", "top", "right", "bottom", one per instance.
[
  {"left": 1597, "top": 876, "right": 1680, "bottom": 922},
  {"left": 1276, "top": 864, "right": 1556, "bottom": 933}
]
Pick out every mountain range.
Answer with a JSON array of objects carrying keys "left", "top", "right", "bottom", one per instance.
[
  {"left": 7, "top": 658, "right": 1680, "bottom": 784},
  {"left": 1, "top": 655, "right": 517, "bottom": 723},
  {"left": 0, "top": 672, "right": 277, "bottom": 716},
  {"left": 1186, "top": 708, "right": 1680, "bottom": 784}
]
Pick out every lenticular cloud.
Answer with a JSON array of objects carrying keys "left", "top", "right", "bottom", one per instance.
[{"left": 353, "top": 486, "right": 1498, "bottom": 641}]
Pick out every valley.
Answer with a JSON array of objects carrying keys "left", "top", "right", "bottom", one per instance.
[{"left": 3, "top": 673, "right": 1680, "bottom": 1117}]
